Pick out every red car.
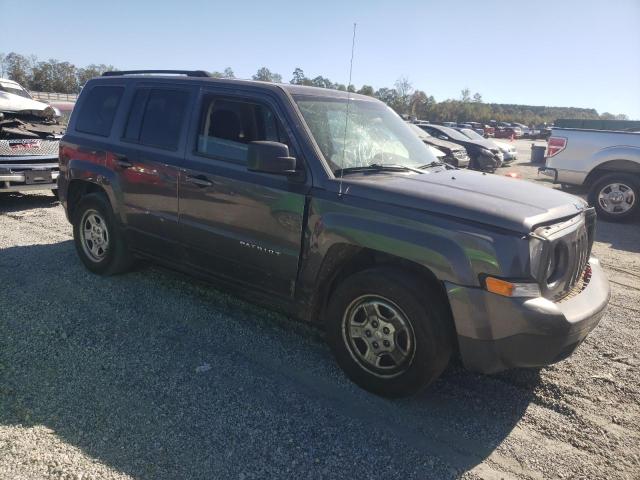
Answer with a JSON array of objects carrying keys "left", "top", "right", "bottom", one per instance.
[{"left": 494, "top": 127, "right": 522, "bottom": 139}]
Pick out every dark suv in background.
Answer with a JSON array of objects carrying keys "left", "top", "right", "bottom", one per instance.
[
  {"left": 416, "top": 123, "right": 504, "bottom": 171},
  {"left": 58, "top": 70, "right": 609, "bottom": 397}
]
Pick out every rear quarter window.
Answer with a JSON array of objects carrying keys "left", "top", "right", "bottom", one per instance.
[{"left": 75, "top": 86, "right": 124, "bottom": 137}]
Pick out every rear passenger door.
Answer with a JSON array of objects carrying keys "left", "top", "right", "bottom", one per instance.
[
  {"left": 115, "top": 84, "right": 195, "bottom": 256},
  {"left": 179, "top": 89, "right": 310, "bottom": 298}
]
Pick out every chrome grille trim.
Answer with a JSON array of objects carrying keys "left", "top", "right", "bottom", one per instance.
[{"left": 531, "top": 210, "right": 594, "bottom": 301}]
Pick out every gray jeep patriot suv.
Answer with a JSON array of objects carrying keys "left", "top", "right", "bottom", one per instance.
[{"left": 58, "top": 70, "right": 610, "bottom": 397}]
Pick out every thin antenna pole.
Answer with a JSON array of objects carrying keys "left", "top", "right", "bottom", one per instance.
[{"left": 339, "top": 22, "right": 357, "bottom": 197}]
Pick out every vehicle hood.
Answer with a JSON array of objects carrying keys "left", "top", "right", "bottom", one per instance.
[
  {"left": 420, "top": 136, "right": 465, "bottom": 153},
  {"left": 342, "top": 169, "right": 588, "bottom": 233},
  {"left": 445, "top": 135, "right": 497, "bottom": 152},
  {"left": 427, "top": 145, "right": 446, "bottom": 158},
  {"left": 0, "top": 91, "right": 54, "bottom": 117}
]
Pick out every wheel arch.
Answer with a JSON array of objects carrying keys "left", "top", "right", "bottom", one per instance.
[
  {"left": 584, "top": 159, "right": 640, "bottom": 187},
  {"left": 308, "top": 243, "right": 452, "bottom": 329},
  {"left": 66, "top": 179, "right": 114, "bottom": 222}
]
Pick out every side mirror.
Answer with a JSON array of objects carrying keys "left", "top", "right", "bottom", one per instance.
[{"left": 247, "top": 141, "right": 296, "bottom": 175}]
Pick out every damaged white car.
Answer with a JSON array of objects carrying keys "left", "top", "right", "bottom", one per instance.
[{"left": 0, "top": 78, "right": 64, "bottom": 195}]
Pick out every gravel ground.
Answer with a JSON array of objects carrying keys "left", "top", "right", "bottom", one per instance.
[{"left": 1, "top": 144, "right": 639, "bottom": 479}]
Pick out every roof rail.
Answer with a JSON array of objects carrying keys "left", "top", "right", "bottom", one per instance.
[{"left": 102, "top": 70, "right": 210, "bottom": 77}]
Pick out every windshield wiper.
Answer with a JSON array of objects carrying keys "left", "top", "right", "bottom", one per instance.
[
  {"left": 418, "top": 161, "right": 456, "bottom": 170},
  {"left": 334, "top": 163, "right": 424, "bottom": 176}
]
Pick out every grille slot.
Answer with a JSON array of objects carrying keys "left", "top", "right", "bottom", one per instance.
[{"left": 553, "top": 224, "right": 589, "bottom": 301}]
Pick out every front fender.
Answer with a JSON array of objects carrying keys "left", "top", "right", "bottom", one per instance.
[{"left": 300, "top": 195, "right": 526, "bottom": 292}]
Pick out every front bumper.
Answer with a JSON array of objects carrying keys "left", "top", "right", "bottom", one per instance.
[
  {"left": 445, "top": 257, "right": 610, "bottom": 373},
  {"left": 0, "top": 157, "right": 59, "bottom": 192}
]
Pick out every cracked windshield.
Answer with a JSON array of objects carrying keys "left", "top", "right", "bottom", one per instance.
[{"left": 295, "top": 97, "right": 437, "bottom": 172}]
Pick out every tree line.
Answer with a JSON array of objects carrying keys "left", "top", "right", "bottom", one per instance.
[{"left": 1, "top": 52, "right": 628, "bottom": 125}]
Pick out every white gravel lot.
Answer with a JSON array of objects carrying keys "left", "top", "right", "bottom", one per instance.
[{"left": 1, "top": 145, "right": 639, "bottom": 479}]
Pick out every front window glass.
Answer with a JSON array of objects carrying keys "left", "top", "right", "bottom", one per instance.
[
  {"left": 196, "top": 96, "right": 285, "bottom": 164},
  {"left": 0, "top": 83, "right": 32, "bottom": 99},
  {"left": 294, "top": 96, "right": 437, "bottom": 172}
]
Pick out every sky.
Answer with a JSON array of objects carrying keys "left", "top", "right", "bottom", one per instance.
[{"left": 2, "top": 0, "right": 639, "bottom": 118}]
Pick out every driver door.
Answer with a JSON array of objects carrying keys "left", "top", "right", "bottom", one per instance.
[{"left": 178, "top": 89, "right": 310, "bottom": 298}]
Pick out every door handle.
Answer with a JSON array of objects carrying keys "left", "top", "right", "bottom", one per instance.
[
  {"left": 185, "top": 175, "right": 213, "bottom": 188},
  {"left": 115, "top": 155, "right": 133, "bottom": 169}
]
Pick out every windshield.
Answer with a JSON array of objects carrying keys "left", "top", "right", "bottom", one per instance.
[
  {"left": 0, "top": 83, "right": 32, "bottom": 99},
  {"left": 294, "top": 96, "right": 438, "bottom": 172},
  {"left": 460, "top": 128, "right": 484, "bottom": 140},
  {"left": 432, "top": 125, "right": 469, "bottom": 141}
]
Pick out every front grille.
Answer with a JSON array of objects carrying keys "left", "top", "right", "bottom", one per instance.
[
  {"left": 0, "top": 139, "right": 59, "bottom": 157},
  {"left": 533, "top": 209, "right": 595, "bottom": 302},
  {"left": 557, "top": 264, "right": 592, "bottom": 303},
  {"left": 567, "top": 224, "right": 589, "bottom": 289}
]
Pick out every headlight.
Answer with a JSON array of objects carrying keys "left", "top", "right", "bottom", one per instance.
[
  {"left": 529, "top": 235, "right": 546, "bottom": 280},
  {"left": 480, "top": 148, "right": 493, "bottom": 157}
]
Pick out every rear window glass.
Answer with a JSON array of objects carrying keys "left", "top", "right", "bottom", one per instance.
[
  {"left": 76, "top": 86, "right": 124, "bottom": 137},
  {"left": 138, "top": 89, "right": 189, "bottom": 150}
]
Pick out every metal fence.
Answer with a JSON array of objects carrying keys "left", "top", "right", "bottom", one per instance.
[{"left": 30, "top": 91, "right": 78, "bottom": 102}]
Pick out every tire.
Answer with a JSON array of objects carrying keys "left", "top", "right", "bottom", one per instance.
[
  {"left": 588, "top": 173, "right": 639, "bottom": 222},
  {"left": 72, "top": 192, "right": 133, "bottom": 275},
  {"left": 51, "top": 189, "right": 59, "bottom": 200},
  {"left": 326, "top": 268, "right": 453, "bottom": 398}
]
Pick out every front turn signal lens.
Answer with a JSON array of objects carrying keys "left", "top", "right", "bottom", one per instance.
[{"left": 484, "top": 277, "right": 541, "bottom": 298}]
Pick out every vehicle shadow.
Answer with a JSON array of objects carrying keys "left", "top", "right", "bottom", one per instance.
[
  {"left": 0, "top": 241, "right": 537, "bottom": 479},
  {"left": 594, "top": 219, "right": 640, "bottom": 254},
  {"left": 0, "top": 191, "right": 59, "bottom": 214}
]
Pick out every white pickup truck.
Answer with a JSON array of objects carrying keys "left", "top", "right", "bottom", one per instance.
[
  {"left": 0, "top": 78, "right": 65, "bottom": 195},
  {"left": 540, "top": 127, "right": 640, "bottom": 221}
]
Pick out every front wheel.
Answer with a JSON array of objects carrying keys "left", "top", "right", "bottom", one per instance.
[
  {"left": 326, "top": 268, "right": 453, "bottom": 397},
  {"left": 588, "top": 173, "right": 639, "bottom": 222}
]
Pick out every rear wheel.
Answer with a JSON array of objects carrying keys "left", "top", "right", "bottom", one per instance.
[
  {"left": 326, "top": 268, "right": 453, "bottom": 397},
  {"left": 72, "top": 193, "right": 133, "bottom": 275},
  {"left": 588, "top": 173, "right": 639, "bottom": 222}
]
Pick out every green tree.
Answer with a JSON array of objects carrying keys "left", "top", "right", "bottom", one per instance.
[
  {"left": 394, "top": 76, "right": 413, "bottom": 115},
  {"left": 290, "top": 67, "right": 306, "bottom": 85},
  {"left": 409, "top": 90, "right": 435, "bottom": 119},
  {"left": 223, "top": 67, "right": 235, "bottom": 78},
  {"left": 31, "top": 59, "right": 79, "bottom": 93},
  {"left": 357, "top": 85, "right": 375, "bottom": 96},
  {"left": 310, "top": 76, "right": 334, "bottom": 89},
  {"left": 473, "top": 92, "right": 483, "bottom": 103},
  {"left": 3, "top": 52, "right": 31, "bottom": 87},
  {"left": 77, "top": 64, "right": 115, "bottom": 87},
  {"left": 252, "top": 67, "right": 282, "bottom": 83},
  {"left": 460, "top": 88, "right": 471, "bottom": 102}
]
